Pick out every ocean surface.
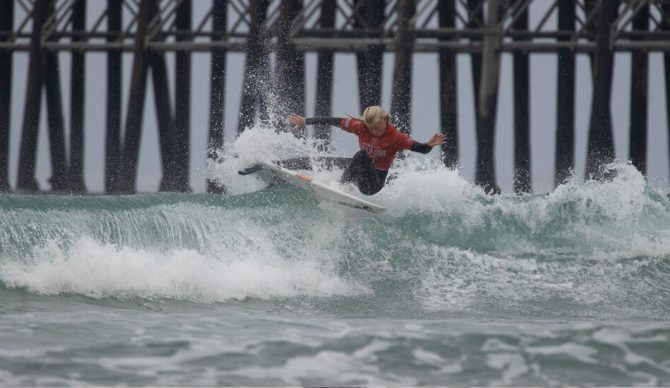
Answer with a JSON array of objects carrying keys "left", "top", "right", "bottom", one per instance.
[{"left": 1, "top": 128, "right": 670, "bottom": 386}]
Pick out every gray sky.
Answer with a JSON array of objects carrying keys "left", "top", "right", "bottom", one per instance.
[{"left": 6, "top": 2, "right": 669, "bottom": 193}]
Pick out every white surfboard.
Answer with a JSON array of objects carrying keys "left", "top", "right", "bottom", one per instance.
[{"left": 258, "top": 161, "right": 387, "bottom": 214}]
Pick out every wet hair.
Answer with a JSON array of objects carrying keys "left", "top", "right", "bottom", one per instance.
[{"left": 361, "top": 106, "right": 390, "bottom": 127}]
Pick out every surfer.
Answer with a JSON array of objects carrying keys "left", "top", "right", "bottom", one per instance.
[{"left": 287, "top": 106, "right": 446, "bottom": 195}]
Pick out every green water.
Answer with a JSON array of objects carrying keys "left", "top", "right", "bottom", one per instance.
[{"left": 1, "top": 162, "right": 669, "bottom": 385}]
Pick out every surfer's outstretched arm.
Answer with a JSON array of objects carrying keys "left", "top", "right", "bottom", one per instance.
[
  {"left": 288, "top": 114, "right": 342, "bottom": 128},
  {"left": 409, "top": 133, "right": 446, "bottom": 154}
]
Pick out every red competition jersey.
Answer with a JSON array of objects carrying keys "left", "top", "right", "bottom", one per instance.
[{"left": 340, "top": 117, "right": 415, "bottom": 171}]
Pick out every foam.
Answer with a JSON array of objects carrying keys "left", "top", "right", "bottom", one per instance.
[
  {"left": 205, "top": 125, "right": 332, "bottom": 195},
  {"left": 226, "top": 350, "right": 413, "bottom": 385},
  {"left": 485, "top": 353, "right": 530, "bottom": 385},
  {"left": 412, "top": 239, "right": 669, "bottom": 315},
  {"left": 412, "top": 348, "right": 463, "bottom": 374},
  {"left": 525, "top": 343, "right": 598, "bottom": 364},
  {"left": 375, "top": 158, "right": 484, "bottom": 214},
  {"left": 0, "top": 237, "right": 367, "bottom": 302}
]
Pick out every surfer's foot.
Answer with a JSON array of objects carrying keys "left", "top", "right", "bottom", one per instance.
[{"left": 238, "top": 163, "right": 263, "bottom": 175}]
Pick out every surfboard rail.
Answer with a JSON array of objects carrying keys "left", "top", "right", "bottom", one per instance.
[{"left": 258, "top": 161, "right": 387, "bottom": 214}]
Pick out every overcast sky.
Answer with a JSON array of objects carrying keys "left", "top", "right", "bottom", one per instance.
[{"left": 5, "top": 2, "right": 669, "bottom": 193}]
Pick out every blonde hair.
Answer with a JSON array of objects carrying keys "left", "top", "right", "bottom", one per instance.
[{"left": 361, "top": 106, "right": 390, "bottom": 127}]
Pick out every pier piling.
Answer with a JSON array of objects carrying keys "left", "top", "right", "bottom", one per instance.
[
  {"left": 17, "top": 0, "right": 49, "bottom": 192},
  {"left": 512, "top": 4, "right": 531, "bottom": 193},
  {"left": 475, "top": 0, "right": 502, "bottom": 194},
  {"left": 0, "top": 0, "right": 13, "bottom": 192},
  {"left": 69, "top": 0, "right": 86, "bottom": 193},
  {"left": 207, "top": 0, "right": 228, "bottom": 193},
  {"left": 44, "top": 50, "right": 69, "bottom": 192},
  {"left": 238, "top": 0, "right": 270, "bottom": 133},
  {"left": 355, "top": 0, "right": 384, "bottom": 113},
  {"left": 439, "top": 0, "right": 459, "bottom": 169},
  {"left": 390, "top": 0, "right": 416, "bottom": 134},
  {"left": 3, "top": 1, "right": 670, "bottom": 194},
  {"left": 314, "top": 0, "right": 336, "bottom": 149},
  {"left": 174, "top": 0, "right": 193, "bottom": 192},
  {"left": 586, "top": 0, "right": 618, "bottom": 179},
  {"left": 555, "top": 0, "right": 576, "bottom": 186},
  {"left": 105, "top": 0, "right": 122, "bottom": 193},
  {"left": 120, "top": 0, "right": 153, "bottom": 193}
]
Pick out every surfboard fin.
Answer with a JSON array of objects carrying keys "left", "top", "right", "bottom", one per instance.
[{"left": 238, "top": 163, "right": 263, "bottom": 175}]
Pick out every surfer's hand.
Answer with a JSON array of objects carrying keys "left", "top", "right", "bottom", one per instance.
[
  {"left": 288, "top": 114, "right": 306, "bottom": 128},
  {"left": 426, "top": 133, "right": 446, "bottom": 147}
]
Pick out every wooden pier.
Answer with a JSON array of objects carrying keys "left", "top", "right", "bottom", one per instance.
[{"left": 0, "top": 0, "right": 669, "bottom": 194}]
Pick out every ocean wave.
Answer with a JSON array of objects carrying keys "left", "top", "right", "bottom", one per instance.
[{"left": 1, "top": 129, "right": 669, "bottom": 317}]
